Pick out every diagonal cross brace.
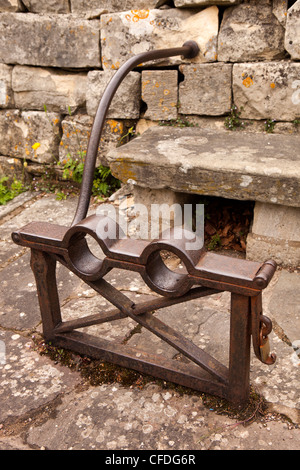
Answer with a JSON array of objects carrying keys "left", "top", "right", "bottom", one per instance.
[{"left": 55, "top": 255, "right": 229, "bottom": 385}]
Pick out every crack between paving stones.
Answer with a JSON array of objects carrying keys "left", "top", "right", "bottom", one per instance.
[
  {"left": 0, "top": 325, "right": 36, "bottom": 339},
  {"left": 0, "top": 394, "right": 64, "bottom": 443},
  {"left": 0, "top": 247, "right": 28, "bottom": 272},
  {"left": 271, "top": 318, "right": 293, "bottom": 348},
  {"left": 0, "top": 193, "right": 42, "bottom": 227},
  {"left": 171, "top": 309, "right": 223, "bottom": 363}
]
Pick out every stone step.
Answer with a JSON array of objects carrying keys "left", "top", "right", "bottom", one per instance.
[{"left": 107, "top": 126, "right": 300, "bottom": 208}]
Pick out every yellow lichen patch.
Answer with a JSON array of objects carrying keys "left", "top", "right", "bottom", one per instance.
[
  {"left": 242, "top": 76, "right": 254, "bottom": 88},
  {"left": 270, "top": 83, "right": 276, "bottom": 89},
  {"left": 142, "top": 80, "right": 150, "bottom": 94},
  {"left": 102, "top": 55, "right": 109, "bottom": 69},
  {"left": 126, "top": 10, "right": 150, "bottom": 22},
  {"left": 107, "top": 119, "right": 123, "bottom": 134},
  {"left": 112, "top": 160, "right": 137, "bottom": 183},
  {"left": 111, "top": 61, "right": 120, "bottom": 70}
]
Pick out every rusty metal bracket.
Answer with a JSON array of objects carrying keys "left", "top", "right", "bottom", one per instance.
[{"left": 12, "top": 42, "right": 277, "bottom": 405}]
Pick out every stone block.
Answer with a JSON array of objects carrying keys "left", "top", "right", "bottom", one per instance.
[
  {"left": 86, "top": 70, "right": 141, "bottom": 119},
  {"left": 136, "top": 118, "right": 157, "bottom": 135},
  {"left": 218, "top": 4, "right": 285, "bottom": 62},
  {"left": 0, "top": 155, "right": 23, "bottom": 182},
  {"left": 22, "top": 0, "right": 70, "bottom": 13},
  {"left": 71, "top": 0, "right": 164, "bottom": 18},
  {"left": 272, "top": 0, "right": 288, "bottom": 26},
  {"left": 179, "top": 63, "right": 232, "bottom": 116},
  {"left": 285, "top": 1, "right": 300, "bottom": 60},
  {"left": 129, "top": 185, "right": 193, "bottom": 239},
  {"left": 0, "top": 0, "right": 23, "bottom": 11},
  {"left": 233, "top": 62, "right": 300, "bottom": 121},
  {"left": 0, "top": 13, "right": 101, "bottom": 68},
  {"left": 0, "top": 110, "right": 61, "bottom": 164},
  {"left": 0, "top": 64, "right": 14, "bottom": 108},
  {"left": 59, "top": 115, "right": 134, "bottom": 167},
  {"left": 12, "top": 66, "right": 87, "bottom": 114},
  {"left": 107, "top": 126, "right": 300, "bottom": 208},
  {"left": 142, "top": 70, "right": 178, "bottom": 121},
  {"left": 246, "top": 202, "right": 300, "bottom": 267},
  {"left": 175, "top": 0, "right": 240, "bottom": 6},
  {"left": 101, "top": 7, "right": 219, "bottom": 70}
]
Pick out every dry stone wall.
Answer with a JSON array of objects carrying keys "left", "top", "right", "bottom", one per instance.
[{"left": 0, "top": 0, "right": 299, "bottom": 177}]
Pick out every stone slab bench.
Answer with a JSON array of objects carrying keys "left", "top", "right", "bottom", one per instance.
[{"left": 107, "top": 126, "right": 300, "bottom": 267}]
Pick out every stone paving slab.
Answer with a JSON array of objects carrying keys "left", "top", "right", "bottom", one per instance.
[
  {"left": 0, "top": 193, "right": 299, "bottom": 450},
  {"left": 22, "top": 383, "right": 300, "bottom": 451},
  {"left": 268, "top": 271, "right": 300, "bottom": 344},
  {"left": 1, "top": 193, "right": 76, "bottom": 240},
  {"left": 0, "top": 239, "right": 24, "bottom": 268},
  {"left": 0, "top": 329, "right": 81, "bottom": 424},
  {"left": 0, "top": 191, "right": 38, "bottom": 222},
  {"left": 0, "top": 252, "right": 83, "bottom": 331}
]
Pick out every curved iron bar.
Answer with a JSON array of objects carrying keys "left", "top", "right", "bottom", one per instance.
[{"left": 71, "top": 41, "right": 200, "bottom": 227}]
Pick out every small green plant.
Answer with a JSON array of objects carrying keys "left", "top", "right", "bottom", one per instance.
[
  {"left": 92, "top": 165, "right": 121, "bottom": 197},
  {"left": 61, "top": 152, "right": 86, "bottom": 183},
  {"left": 55, "top": 191, "right": 67, "bottom": 201},
  {"left": 208, "top": 233, "right": 222, "bottom": 251},
  {"left": 41, "top": 103, "right": 121, "bottom": 200},
  {"left": 118, "top": 126, "right": 136, "bottom": 146},
  {"left": 0, "top": 177, "right": 27, "bottom": 205},
  {"left": 159, "top": 116, "right": 197, "bottom": 128},
  {"left": 293, "top": 118, "right": 300, "bottom": 127},
  {"left": 264, "top": 119, "right": 276, "bottom": 133},
  {"left": 224, "top": 105, "right": 245, "bottom": 131},
  {"left": 60, "top": 154, "right": 120, "bottom": 199}
]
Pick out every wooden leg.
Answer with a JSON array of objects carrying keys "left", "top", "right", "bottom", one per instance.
[
  {"left": 30, "top": 249, "right": 62, "bottom": 340},
  {"left": 228, "top": 293, "right": 251, "bottom": 406}
]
